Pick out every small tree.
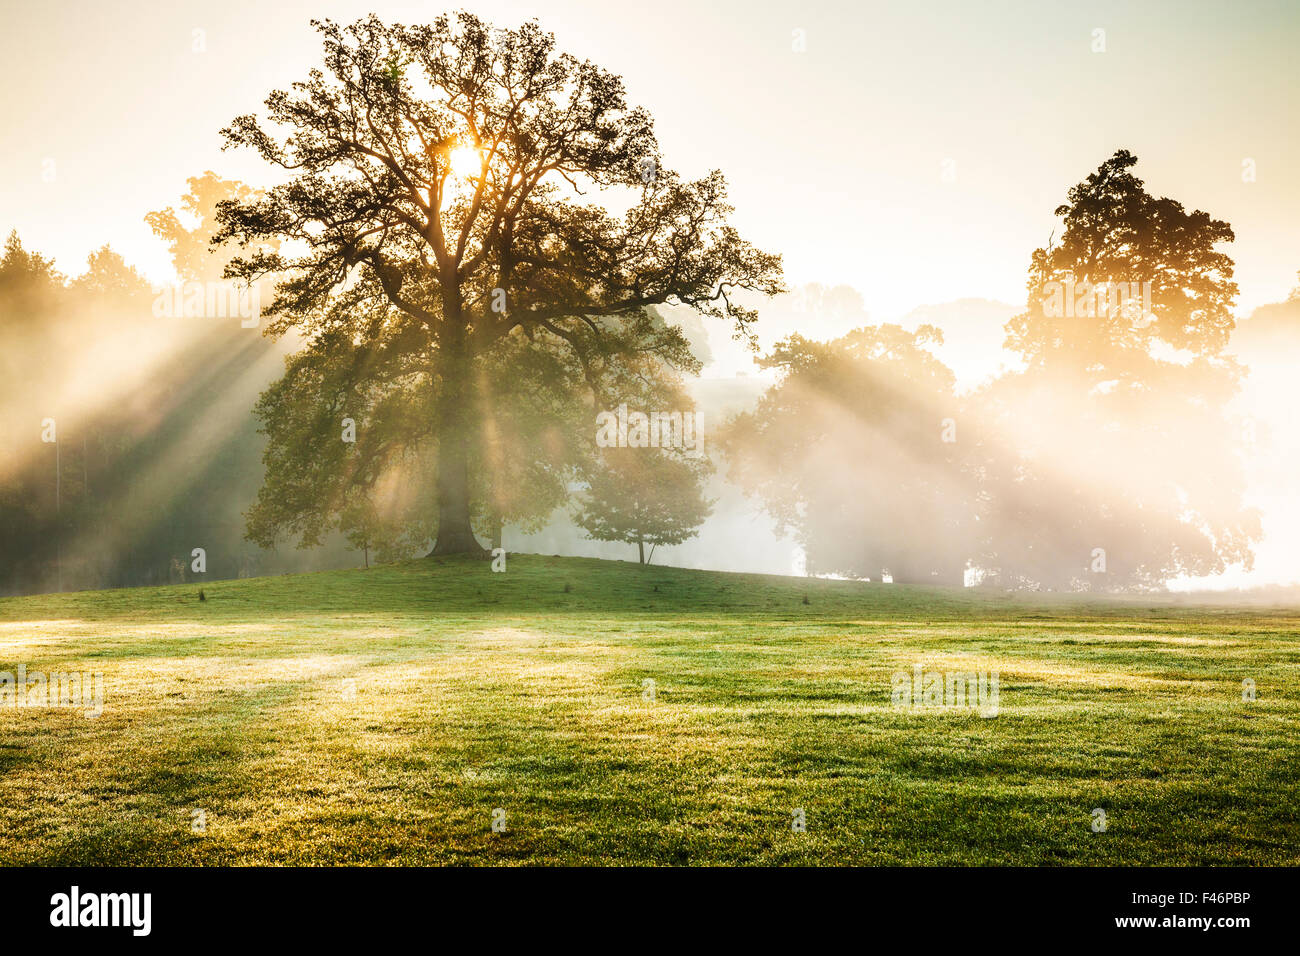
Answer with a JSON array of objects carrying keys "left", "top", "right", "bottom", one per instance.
[{"left": 575, "top": 448, "right": 711, "bottom": 564}]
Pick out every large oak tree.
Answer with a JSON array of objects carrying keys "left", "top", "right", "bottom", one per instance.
[{"left": 215, "top": 13, "right": 782, "bottom": 555}]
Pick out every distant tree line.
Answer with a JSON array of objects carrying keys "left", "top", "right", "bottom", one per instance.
[{"left": 0, "top": 175, "right": 357, "bottom": 595}]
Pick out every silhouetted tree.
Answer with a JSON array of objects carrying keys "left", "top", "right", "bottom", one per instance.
[
  {"left": 984, "top": 150, "right": 1259, "bottom": 588},
  {"left": 215, "top": 14, "right": 782, "bottom": 556}
]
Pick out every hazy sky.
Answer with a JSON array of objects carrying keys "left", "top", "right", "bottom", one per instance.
[{"left": 2, "top": 0, "right": 1297, "bottom": 327}]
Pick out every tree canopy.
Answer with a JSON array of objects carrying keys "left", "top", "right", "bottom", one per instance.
[
  {"left": 724, "top": 151, "right": 1259, "bottom": 590},
  {"left": 215, "top": 13, "right": 782, "bottom": 555},
  {"left": 723, "top": 325, "right": 976, "bottom": 584}
]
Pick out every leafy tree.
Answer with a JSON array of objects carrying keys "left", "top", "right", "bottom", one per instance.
[
  {"left": 985, "top": 150, "right": 1259, "bottom": 588},
  {"left": 0, "top": 233, "right": 64, "bottom": 591},
  {"left": 722, "top": 325, "right": 976, "bottom": 584},
  {"left": 145, "top": 171, "right": 276, "bottom": 284},
  {"left": 1007, "top": 148, "right": 1238, "bottom": 363},
  {"left": 575, "top": 447, "right": 712, "bottom": 565},
  {"left": 241, "top": 294, "right": 593, "bottom": 559},
  {"left": 0, "top": 232, "right": 64, "bottom": 406},
  {"left": 244, "top": 297, "right": 705, "bottom": 562},
  {"left": 473, "top": 328, "right": 595, "bottom": 548},
  {"left": 214, "top": 13, "right": 782, "bottom": 556}
]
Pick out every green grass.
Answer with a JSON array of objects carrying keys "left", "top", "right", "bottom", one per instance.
[{"left": 1, "top": 554, "right": 1297, "bottom": 865}]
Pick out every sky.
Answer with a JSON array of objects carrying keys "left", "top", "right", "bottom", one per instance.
[{"left": 2, "top": 0, "right": 1297, "bottom": 330}]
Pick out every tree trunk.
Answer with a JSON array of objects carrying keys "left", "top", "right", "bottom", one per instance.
[
  {"left": 431, "top": 442, "right": 484, "bottom": 554},
  {"left": 637, "top": 537, "right": 645, "bottom": 565},
  {"left": 430, "top": 324, "right": 487, "bottom": 556}
]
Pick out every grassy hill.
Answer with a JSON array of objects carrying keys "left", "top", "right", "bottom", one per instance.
[{"left": 1, "top": 555, "right": 1297, "bottom": 865}]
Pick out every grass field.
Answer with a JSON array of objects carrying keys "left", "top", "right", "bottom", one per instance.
[{"left": 1, "top": 554, "right": 1297, "bottom": 865}]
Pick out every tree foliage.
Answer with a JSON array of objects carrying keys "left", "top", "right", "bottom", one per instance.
[
  {"left": 725, "top": 151, "right": 1259, "bottom": 590},
  {"left": 215, "top": 13, "right": 782, "bottom": 555},
  {"left": 575, "top": 447, "right": 712, "bottom": 565},
  {"left": 984, "top": 150, "right": 1258, "bottom": 588},
  {"left": 723, "top": 325, "right": 976, "bottom": 584}
]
